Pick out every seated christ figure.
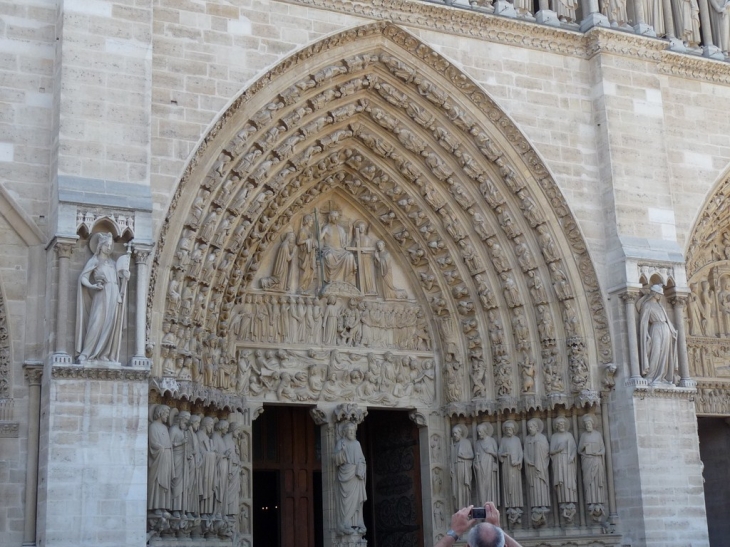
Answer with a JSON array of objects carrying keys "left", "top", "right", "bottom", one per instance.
[{"left": 320, "top": 210, "right": 357, "bottom": 286}]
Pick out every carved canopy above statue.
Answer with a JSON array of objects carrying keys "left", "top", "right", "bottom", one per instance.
[{"left": 149, "top": 22, "right": 613, "bottom": 415}]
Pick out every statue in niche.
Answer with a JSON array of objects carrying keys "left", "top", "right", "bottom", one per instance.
[
  {"left": 322, "top": 296, "right": 339, "bottom": 345},
  {"left": 198, "top": 416, "right": 217, "bottom": 516},
  {"left": 637, "top": 285, "right": 678, "bottom": 385},
  {"left": 320, "top": 210, "right": 357, "bottom": 286},
  {"left": 297, "top": 214, "right": 316, "bottom": 293},
  {"left": 351, "top": 221, "right": 377, "bottom": 295},
  {"left": 431, "top": 434, "right": 443, "bottom": 462},
  {"left": 524, "top": 418, "right": 550, "bottom": 527},
  {"left": 474, "top": 423, "right": 499, "bottom": 507},
  {"left": 578, "top": 414, "right": 607, "bottom": 521},
  {"left": 451, "top": 424, "right": 474, "bottom": 509},
  {"left": 499, "top": 420, "right": 523, "bottom": 525},
  {"left": 334, "top": 421, "right": 367, "bottom": 536},
  {"left": 700, "top": 280, "right": 715, "bottom": 336},
  {"left": 374, "top": 240, "right": 407, "bottom": 299},
  {"left": 76, "top": 232, "right": 130, "bottom": 364},
  {"left": 148, "top": 405, "right": 173, "bottom": 517},
  {"left": 536, "top": 224, "right": 558, "bottom": 262},
  {"left": 169, "top": 410, "right": 191, "bottom": 517},
  {"left": 261, "top": 231, "right": 296, "bottom": 291},
  {"left": 550, "top": 416, "right": 578, "bottom": 523},
  {"left": 688, "top": 284, "right": 705, "bottom": 336}
]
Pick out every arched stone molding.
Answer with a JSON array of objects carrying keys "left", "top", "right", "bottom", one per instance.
[
  {"left": 149, "top": 22, "right": 613, "bottom": 417},
  {"left": 685, "top": 166, "right": 730, "bottom": 408}
]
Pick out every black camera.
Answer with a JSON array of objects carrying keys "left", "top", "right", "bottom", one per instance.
[{"left": 471, "top": 507, "right": 486, "bottom": 519}]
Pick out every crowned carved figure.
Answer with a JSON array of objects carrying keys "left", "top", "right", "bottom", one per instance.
[
  {"left": 75, "top": 232, "right": 131, "bottom": 363},
  {"left": 320, "top": 210, "right": 357, "bottom": 287}
]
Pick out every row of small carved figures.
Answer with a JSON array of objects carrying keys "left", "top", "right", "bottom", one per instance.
[
  {"left": 147, "top": 407, "right": 251, "bottom": 538},
  {"left": 230, "top": 295, "right": 432, "bottom": 349},
  {"left": 433, "top": 415, "right": 608, "bottom": 528}
]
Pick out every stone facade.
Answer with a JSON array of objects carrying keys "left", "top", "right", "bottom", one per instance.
[{"left": 2, "top": 0, "right": 730, "bottom": 546}]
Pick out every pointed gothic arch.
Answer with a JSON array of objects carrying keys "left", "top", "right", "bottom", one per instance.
[{"left": 149, "top": 21, "right": 614, "bottom": 415}]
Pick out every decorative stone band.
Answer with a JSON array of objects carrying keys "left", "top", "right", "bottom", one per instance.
[
  {"left": 447, "top": 389, "right": 601, "bottom": 417},
  {"left": 0, "top": 421, "right": 19, "bottom": 438},
  {"left": 626, "top": 379, "right": 698, "bottom": 399},
  {"left": 51, "top": 365, "right": 150, "bottom": 382},
  {"left": 279, "top": 0, "right": 730, "bottom": 80},
  {"left": 149, "top": 377, "right": 246, "bottom": 412}
]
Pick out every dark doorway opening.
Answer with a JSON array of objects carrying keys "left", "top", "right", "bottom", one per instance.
[
  {"left": 359, "top": 409, "right": 424, "bottom": 547},
  {"left": 698, "top": 417, "right": 730, "bottom": 547},
  {"left": 253, "top": 405, "right": 323, "bottom": 547}
]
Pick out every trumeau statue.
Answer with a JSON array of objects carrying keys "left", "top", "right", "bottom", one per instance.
[
  {"left": 450, "top": 424, "right": 474, "bottom": 509},
  {"left": 637, "top": 285, "right": 678, "bottom": 385},
  {"left": 75, "top": 232, "right": 131, "bottom": 364},
  {"left": 334, "top": 421, "right": 367, "bottom": 536}
]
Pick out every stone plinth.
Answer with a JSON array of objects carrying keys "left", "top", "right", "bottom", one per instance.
[{"left": 36, "top": 365, "right": 149, "bottom": 547}]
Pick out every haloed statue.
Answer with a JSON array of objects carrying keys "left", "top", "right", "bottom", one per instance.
[{"left": 75, "top": 232, "right": 131, "bottom": 363}]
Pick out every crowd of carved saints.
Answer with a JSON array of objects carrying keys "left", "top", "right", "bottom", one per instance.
[
  {"left": 147, "top": 405, "right": 251, "bottom": 542},
  {"left": 442, "top": 414, "right": 607, "bottom": 529}
]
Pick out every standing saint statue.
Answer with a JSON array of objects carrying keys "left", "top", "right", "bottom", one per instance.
[
  {"left": 637, "top": 284, "right": 678, "bottom": 385},
  {"left": 350, "top": 221, "right": 377, "bottom": 295},
  {"left": 473, "top": 423, "right": 499, "bottom": 507},
  {"left": 499, "top": 420, "right": 523, "bottom": 524},
  {"left": 450, "top": 424, "right": 474, "bottom": 509},
  {"left": 524, "top": 418, "right": 550, "bottom": 526},
  {"left": 148, "top": 405, "right": 173, "bottom": 517},
  {"left": 263, "top": 231, "right": 295, "bottom": 291},
  {"left": 334, "top": 421, "right": 367, "bottom": 536},
  {"left": 320, "top": 210, "right": 357, "bottom": 286},
  {"left": 550, "top": 416, "right": 578, "bottom": 522},
  {"left": 76, "top": 232, "right": 131, "bottom": 363},
  {"left": 297, "top": 215, "right": 316, "bottom": 293},
  {"left": 578, "top": 414, "right": 607, "bottom": 520},
  {"left": 374, "top": 240, "right": 407, "bottom": 299}
]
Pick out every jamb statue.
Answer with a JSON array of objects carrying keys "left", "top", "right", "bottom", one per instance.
[{"left": 334, "top": 421, "right": 367, "bottom": 536}]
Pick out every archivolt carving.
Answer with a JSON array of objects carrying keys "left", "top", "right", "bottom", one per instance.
[{"left": 150, "top": 22, "right": 611, "bottom": 415}]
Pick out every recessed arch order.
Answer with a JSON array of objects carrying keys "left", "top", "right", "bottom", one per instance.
[{"left": 149, "top": 21, "right": 613, "bottom": 415}]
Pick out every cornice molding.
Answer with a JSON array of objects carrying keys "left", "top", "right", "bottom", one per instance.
[
  {"left": 149, "top": 377, "right": 246, "bottom": 412},
  {"left": 51, "top": 365, "right": 150, "bottom": 382},
  {"left": 279, "top": 0, "right": 730, "bottom": 84}
]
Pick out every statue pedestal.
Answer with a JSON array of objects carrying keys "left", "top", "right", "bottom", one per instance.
[{"left": 36, "top": 364, "right": 149, "bottom": 547}]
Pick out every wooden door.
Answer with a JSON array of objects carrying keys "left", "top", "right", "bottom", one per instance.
[
  {"left": 253, "top": 406, "right": 322, "bottom": 547},
  {"left": 362, "top": 410, "right": 423, "bottom": 547}
]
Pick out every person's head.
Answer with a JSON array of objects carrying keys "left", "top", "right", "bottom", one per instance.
[
  {"left": 502, "top": 420, "right": 516, "bottom": 437},
  {"left": 344, "top": 422, "right": 357, "bottom": 441},
  {"left": 467, "top": 522, "right": 505, "bottom": 547},
  {"left": 582, "top": 414, "right": 596, "bottom": 432},
  {"left": 554, "top": 416, "right": 569, "bottom": 433}
]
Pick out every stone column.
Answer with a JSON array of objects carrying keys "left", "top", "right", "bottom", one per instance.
[
  {"left": 622, "top": 292, "right": 644, "bottom": 384},
  {"left": 633, "top": 0, "right": 657, "bottom": 35},
  {"left": 672, "top": 295, "right": 696, "bottom": 388},
  {"left": 131, "top": 245, "right": 153, "bottom": 367},
  {"left": 239, "top": 404, "right": 262, "bottom": 545},
  {"left": 22, "top": 363, "right": 43, "bottom": 546},
  {"left": 409, "top": 410, "right": 435, "bottom": 543},
  {"left": 600, "top": 398, "right": 618, "bottom": 522},
  {"left": 52, "top": 239, "right": 75, "bottom": 365},
  {"left": 312, "top": 406, "right": 337, "bottom": 547}
]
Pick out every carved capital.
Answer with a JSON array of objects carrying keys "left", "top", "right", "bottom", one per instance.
[
  {"left": 670, "top": 295, "right": 688, "bottom": 308},
  {"left": 408, "top": 410, "right": 427, "bottom": 427},
  {"left": 133, "top": 244, "right": 154, "bottom": 265},
  {"left": 23, "top": 363, "right": 43, "bottom": 386},
  {"left": 619, "top": 291, "right": 639, "bottom": 304},
  {"left": 54, "top": 238, "right": 76, "bottom": 260},
  {"left": 334, "top": 403, "right": 367, "bottom": 425}
]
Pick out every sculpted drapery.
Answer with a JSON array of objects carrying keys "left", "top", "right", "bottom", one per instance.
[
  {"left": 473, "top": 423, "right": 499, "bottom": 506},
  {"left": 499, "top": 420, "right": 523, "bottom": 509},
  {"left": 578, "top": 415, "right": 607, "bottom": 507},
  {"left": 320, "top": 210, "right": 357, "bottom": 285},
  {"left": 75, "top": 232, "right": 130, "bottom": 363},
  {"left": 550, "top": 417, "right": 578, "bottom": 504},
  {"left": 638, "top": 285, "right": 678, "bottom": 385},
  {"left": 334, "top": 422, "right": 367, "bottom": 535},
  {"left": 148, "top": 405, "right": 173, "bottom": 514},
  {"left": 524, "top": 418, "right": 550, "bottom": 508},
  {"left": 450, "top": 424, "right": 474, "bottom": 509}
]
